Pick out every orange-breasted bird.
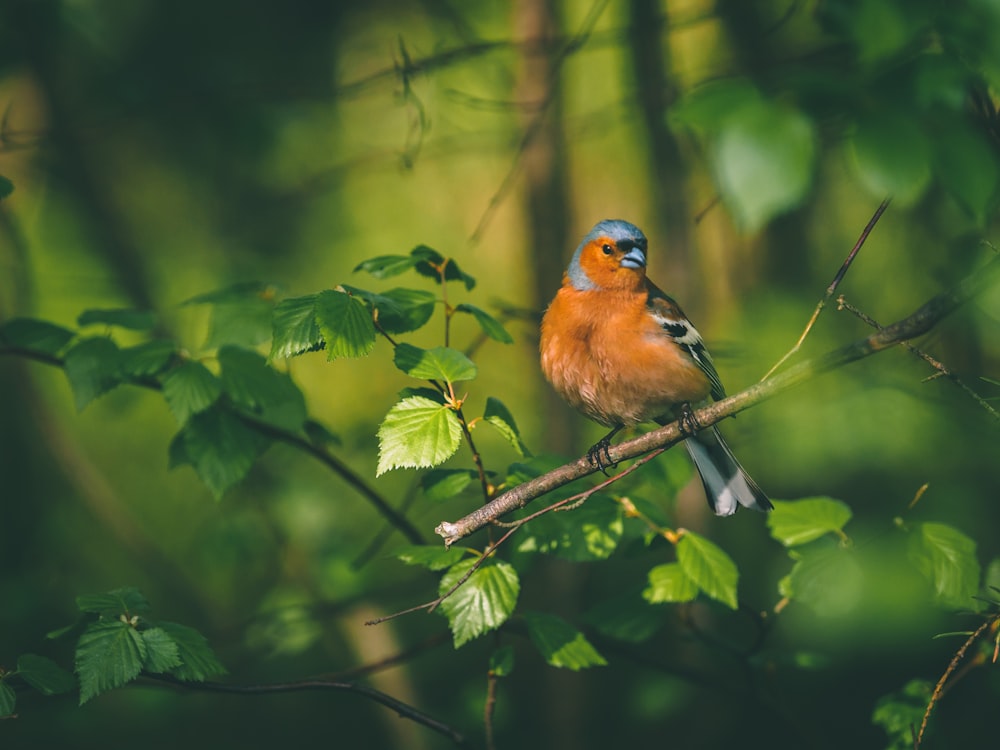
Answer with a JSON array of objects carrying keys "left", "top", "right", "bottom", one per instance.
[{"left": 539, "top": 219, "right": 771, "bottom": 515}]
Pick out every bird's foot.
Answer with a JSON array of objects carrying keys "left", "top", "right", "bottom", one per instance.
[
  {"left": 586, "top": 425, "right": 623, "bottom": 475},
  {"left": 678, "top": 403, "right": 702, "bottom": 437}
]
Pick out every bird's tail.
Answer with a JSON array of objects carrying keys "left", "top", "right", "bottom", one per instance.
[{"left": 683, "top": 426, "right": 772, "bottom": 516}]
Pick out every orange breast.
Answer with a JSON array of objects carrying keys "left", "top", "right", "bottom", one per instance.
[{"left": 540, "top": 286, "right": 711, "bottom": 426}]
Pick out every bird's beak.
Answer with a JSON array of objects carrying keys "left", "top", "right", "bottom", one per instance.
[{"left": 620, "top": 247, "right": 646, "bottom": 269}]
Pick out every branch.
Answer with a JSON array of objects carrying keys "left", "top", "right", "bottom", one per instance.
[
  {"left": 435, "top": 254, "right": 1000, "bottom": 545},
  {"left": 146, "top": 674, "right": 467, "bottom": 747}
]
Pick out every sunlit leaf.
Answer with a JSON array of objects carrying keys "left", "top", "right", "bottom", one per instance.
[
  {"left": 175, "top": 405, "right": 270, "bottom": 497},
  {"left": 454, "top": 303, "right": 513, "bottom": 344},
  {"left": 677, "top": 531, "right": 739, "bottom": 610},
  {"left": 343, "top": 286, "right": 437, "bottom": 335},
  {"left": 77, "top": 308, "right": 156, "bottom": 331},
  {"left": 393, "top": 343, "right": 477, "bottom": 383},
  {"left": 483, "top": 397, "right": 531, "bottom": 457},
  {"left": 420, "top": 468, "right": 479, "bottom": 501},
  {"left": 517, "top": 496, "right": 623, "bottom": 561},
  {"left": 270, "top": 293, "right": 322, "bottom": 359},
  {"left": 157, "top": 622, "right": 227, "bottom": 682},
  {"left": 376, "top": 395, "right": 463, "bottom": 475},
  {"left": 16, "top": 654, "right": 75, "bottom": 695},
  {"left": 63, "top": 337, "right": 122, "bottom": 411},
  {"left": 780, "top": 546, "right": 863, "bottom": 617},
  {"left": 394, "top": 544, "right": 468, "bottom": 571},
  {"left": 140, "top": 627, "right": 183, "bottom": 673},
  {"left": 438, "top": 559, "right": 519, "bottom": 647},
  {"left": 643, "top": 562, "right": 699, "bottom": 604},
  {"left": 76, "top": 587, "right": 151, "bottom": 617},
  {"left": 162, "top": 360, "right": 222, "bottom": 423},
  {"left": 75, "top": 620, "right": 146, "bottom": 704},
  {"left": 218, "top": 346, "right": 307, "bottom": 431},
  {"left": 767, "top": 497, "right": 852, "bottom": 547},
  {"left": 315, "top": 289, "right": 376, "bottom": 360},
  {"left": 523, "top": 612, "right": 606, "bottom": 670},
  {"left": 908, "top": 522, "right": 980, "bottom": 609},
  {"left": 0, "top": 318, "right": 75, "bottom": 356}
]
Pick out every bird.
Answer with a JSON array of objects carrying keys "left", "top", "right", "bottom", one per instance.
[{"left": 539, "top": 219, "right": 771, "bottom": 516}]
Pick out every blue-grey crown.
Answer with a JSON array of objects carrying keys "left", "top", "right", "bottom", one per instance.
[{"left": 566, "top": 219, "right": 648, "bottom": 291}]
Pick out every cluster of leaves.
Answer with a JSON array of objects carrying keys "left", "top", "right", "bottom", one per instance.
[
  {"left": 669, "top": 0, "right": 1000, "bottom": 230},
  {"left": 1, "top": 587, "right": 223, "bottom": 716}
]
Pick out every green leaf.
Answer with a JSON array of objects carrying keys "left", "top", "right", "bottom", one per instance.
[
  {"left": 270, "top": 294, "right": 322, "bottom": 359},
  {"left": 394, "top": 544, "right": 468, "bottom": 571},
  {"left": 438, "top": 559, "right": 520, "bottom": 647},
  {"left": 175, "top": 405, "right": 271, "bottom": 497},
  {"left": 454, "top": 303, "right": 513, "bottom": 344},
  {"left": 483, "top": 397, "right": 531, "bottom": 457},
  {"left": 342, "top": 286, "right": 437, "bottom": 335},
  {"left": 202, "top": 292, "right": 275, "bottom": 349},
  {"left": 668, "top": 78, "right": 763, "bottom": 135},
  {"left": 118, "top": 340, "right": 176, "bottom": 378},
  {"left": 0, "top": 682, "right": 14, "bottom": 717},
  {"left": 75, "top": 620, "right": 146, "bottom": 704},
  {"left": 0, "top": 318, "right": 75, "bottom": 356},
  {"left": 933, "top": 122, "right": 1000, "bottom": 223},
  {"left": 713, "top": 98, "right": 815, "bottom": 231},
  {"left": 353, "top": 254, "right": 421, "bottom": 279},
  {"left": 849, "top": 112, "right": 931, "bottom": 204},
  {"left": 420, "top": 468, "right": 479, "bottom": 501},
  {"left": 767, "top": 497, "right": 852, "bottom": 547},
  {"left": 523, "top": 612, "right": 606, "bottom": 670},
  {"left": 584, "top": 590, "right": 667, "bottom": 643},
  {"left": 0, "top": 174, "right": 13, "bottom": 199},
  {"left": 643, "top": 562, "right": 699, "bottom": 604},
  {"left": 872, "top": 680, "right": 933, "bottom": 750},
  {"left": 16, "top": 654, "right": 76, "bottom": 695},
  {"left": 63, "top": 337, "right": 122, "bottom": 410},
  {"left": 76, "top": 587, "right": 151, "bottom": 617},
  {"left": 183, "top": 282, "right": 274, "bottom": 306},
  {"left": 489, "top": 645, "right": 515, "bottom": 677},
  {"left": 218, "top": 346, "right": 307, "bottom": 431},
  {"left": 315, "top": 289, "right": 376, "bottom": 360},
  {"left": 162, "top": 360, "right": 222, "bottom": 423},
  {"left": 393, "top": 343, "right": 477, "bottom": 383},
  {"left": 908, "top": 522, "right": 981, "bottom": 609},
  {"left": 376, "top": 395, "right": 463, "bottom": 475},
  {"left": 140, "top": 627, "right": 183, "bottom": 673},
  {"left": 780, "top": 545, "right": 863, "bottom": 617},
  {"left": 677, "top": 531, "right": 739, "bottom": 610},
  {"left": 411, "top": 246, "right": 476, "bottom": 289},
  {"left": 517, "top": 496, "right": 623, "bottom": 561},
  {"left": 157, "top": 621, "right": 227, "bottom": 681},
  {"left": 77, "top": 308, "right": 156, "bottom": 331}
]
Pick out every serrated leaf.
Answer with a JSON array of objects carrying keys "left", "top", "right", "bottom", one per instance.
[
  {"left": 353, "top": 254, "right": 421, "bottom": 279},
  {"left": 157, "top": 622, "right": 226, "bottom": 682},
  {"left": 454, "top": 303, "right": 513, "bottom": 344},
  {"left": 411, "top": 246, "right": 476, "bottom": 289},
  {"left": 489, "top": 645, "right": 514, "bottom": 677},
  {"left": 523, "top": 612, "right": 606, "bottom": 670},
  {"left": 0, "top": 682, "right": 14, "bottom": 717},
  {"left": 218, "top": 346, "right": 307, "bottom": 431},
  {"left": 908, "top": 522, "right": 980, "bottom": 609},
  {"left": 393, "top": 343, "right": 477, "bottom": 384},
  {"left": 63, "top": 337, "right": 122, "bottom": 410},
  {"left": 438, "top": 559, "right": 519, "bottom": 647},
  {"left": 16, "top": 654, "right": 76, "bottom": 695},
  {"left": 175, "top": 405, "right": 270, "bottom": 497},
  {"left": 0, "top": 318, "right": 75, "bottom": 356},
  {"left": 767, "top": 497, "right": 852, "bottom": 547},
  {"left": 76, "top": 587, "right": 151, "bottom": 617},
  {"left": 205, "top": 297, "right": 275, "bottom": 349},
  {"left": 376, "top": 395, "right": 463, "bottom": 475},
  {"left": 394, "top": 544, "right": 468, "bottom": 571},
  {"left": 420, "top": 468, "right": 478, "bottom": 501},
  {"left": 850, "top": 112, "right": 931, "bottom": 204},
  {"left": 517, "top": 496, "right": 623, "bottom": 561},
  {"left": 872, "top": 680, "right": 933, "bottom": 750},
  {"left": 643, "top": 562, "right": 699, "bottom": 604},
  {"left": 75, "top": 620, "right": 146, "bottom": 704},
  {"left": 584, "top": 590, "right": 667, "bottom": 643},
  {"left": 77, "top": 308, "right": 156, "bottom": 331},
  {"left": 140, "top": 628, "right": 183, "bottom": 673},
  {"left": 713, "top": 98, "right": 815, "bottom": 231},
  {"left": 677, "top": 531, "right": 739, "bottom": 610},
  {"left": 343, "top": 286, "right": 437, "bottom": 335},
  {"left": 270, "top": 294, "right": 322, "bottom": 359},
  {"left": 162, "top": 360, "right": 222, "bottom": 423},
  {"left": 315, "top": 289, "right": 376, "bottom": 360},
  {"left": 483, "top": 397, "right": 530, "bottom": 457},
  {"left": 781, "top": 546, "right": 863, "bottom": 617},
  {"left": 118, "top": 340, "right": 176, "bottom": 378}
]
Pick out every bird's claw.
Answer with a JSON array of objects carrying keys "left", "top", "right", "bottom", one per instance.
[
  {"left": 678, "top": 403, "right": 702, "bottom": 437},
  {"left": 586, "top": 436, "right": 617, "bottom": 475}
]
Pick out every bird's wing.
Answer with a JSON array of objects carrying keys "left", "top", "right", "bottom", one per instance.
[{"left": 646, "top": 284, "right": 726, "bottom": 401}]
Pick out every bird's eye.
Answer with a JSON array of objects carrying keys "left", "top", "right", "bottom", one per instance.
[{"left": 601, "top": 243, "right": 614, "bottom": 255}]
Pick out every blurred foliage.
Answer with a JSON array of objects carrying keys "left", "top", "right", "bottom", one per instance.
[{"left": 2, "top": 0, "right": 1000, "bottom": 749}]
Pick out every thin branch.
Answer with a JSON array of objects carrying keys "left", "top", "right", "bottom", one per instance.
[
  {"left": 436, "top": 253, "right": 1000, "bottom": 544},
  {"left": 761, "top": 198, "right": 891, "bottom": 380},
  {"left": 146, "top": 674, "right": 468, "bottom": 747}
]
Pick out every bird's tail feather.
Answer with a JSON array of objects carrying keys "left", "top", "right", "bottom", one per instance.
[{"left": 684, "top": 426, "right": 771, "bottom": 516}]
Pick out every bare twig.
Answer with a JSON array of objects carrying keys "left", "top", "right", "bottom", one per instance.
[
  {"left": 436, "top": 253, "right": 1000, "bottom": 544},
  {"left": 761, "top": 198, "right": 891, "bottom": 381}
]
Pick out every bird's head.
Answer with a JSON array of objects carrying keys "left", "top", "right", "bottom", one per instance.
[{"left": 566, "top": 219, "right": 648, "bottom": 291}]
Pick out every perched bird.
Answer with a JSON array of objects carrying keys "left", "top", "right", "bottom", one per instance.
[{"left": 539, "top": 219, "right": 771, "bottom": 515}]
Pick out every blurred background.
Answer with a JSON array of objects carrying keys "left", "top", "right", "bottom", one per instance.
[{"left": 1, "top": 0, "right": 999, "bottom": 748}]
